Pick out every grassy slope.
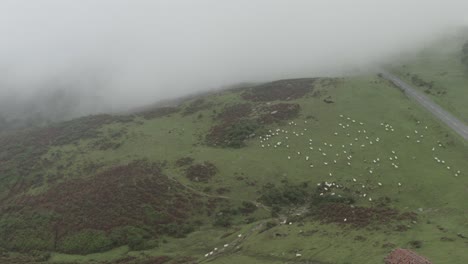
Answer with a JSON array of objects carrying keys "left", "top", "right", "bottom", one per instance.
[
  {"left": 41, "top": 75, "right": 468, "bottom": 264},
  {"left": 0, "top": 73, "right": 468, "bottom": 263},
  {"left": 389, "top": 35, "right": 468, "bottom": 124}
]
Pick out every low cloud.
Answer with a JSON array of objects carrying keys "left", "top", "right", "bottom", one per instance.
[{"left": 0, "top": 0, "right": 467, "bottom": 120}]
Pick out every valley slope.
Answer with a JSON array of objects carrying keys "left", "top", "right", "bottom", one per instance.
[{"left": 0, "top": 74, "right": 467, "bottom": 264}]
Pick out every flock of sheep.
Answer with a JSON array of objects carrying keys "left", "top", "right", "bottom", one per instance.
[
  {"left": 257, "top": 114, "right": 462, "bottom": 204},
  {"left": 202, "top": 114, "right": 462, "bottom": 259}
]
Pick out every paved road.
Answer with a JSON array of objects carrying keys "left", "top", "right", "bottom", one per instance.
[{"left": 379, "top": 70, "right": 468, "bottom": 141}]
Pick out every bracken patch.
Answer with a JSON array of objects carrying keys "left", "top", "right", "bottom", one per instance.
[
  {"left": 259, "top": 103, "right": 301, "bottom": 124},
  {"left": 313, "top": 203, "right": 417, "bottom": 228},
  {"left": 217, "top": 103, "right": 252, "bottom": 123},
  {"left": 241, "top": 78, "right": 316, "bottom": 102},
  {"left": 15, "top": 160, "right": 204, "bottom": 236},
  {"left": 186, "top": 162, "right": 218, "bottom": 183}
]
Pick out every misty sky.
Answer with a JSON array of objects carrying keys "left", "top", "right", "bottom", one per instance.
[{"left": 1, "top": 0, "right": 468, "bottom": 116}]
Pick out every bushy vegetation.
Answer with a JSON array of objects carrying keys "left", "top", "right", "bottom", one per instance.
[
  {"left": 259, "top": 181, "right": 311, "bottom": 207},
  {"left": 410, "top": 74, "right": 434, "bottom": 88},
  {"left": 206, "top": 119, "right": 260, "bottom": 148},
  {"left": 58, "top": 229, "right": 113, "bottom": 254},
  {"left": 0, "top": 212, "right": 56, "bottom": 252}
]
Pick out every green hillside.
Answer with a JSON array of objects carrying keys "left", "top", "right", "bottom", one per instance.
[
  {"left": 389, "top": 35, "right": 468, "bottom": 124},
  {"left": 1, "top": 75, "right": 467, "bottom": 264}
]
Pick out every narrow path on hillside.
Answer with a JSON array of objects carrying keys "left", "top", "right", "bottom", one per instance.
[
  {"left": 197, "top": 220, "right": 268, "bottom": 263},
  {"left": 379, "top": 70, "right": 468, "bottom": 141}
]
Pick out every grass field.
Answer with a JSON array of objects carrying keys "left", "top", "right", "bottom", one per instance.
[
  {"left": 1, "top": 73, "right": 468, "bottom": 264},
  {"left": 389, "top": 35, "right": 468, "bottom": 124}
]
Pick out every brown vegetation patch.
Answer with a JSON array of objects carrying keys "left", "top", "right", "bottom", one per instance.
[
  {"left": 182, "top": 99, "right": 214, "bottom": 116},
  {"left": 175, "top": 157, "right": 194, "bottom": 167},
  {"left": 385, "top": 248, "right": 432, "bottom": 264},
  {"left": 108, "top": 256, "right": 171, "bottom": 264},
  {"left": 16, "top": 160, "right": 204, "bottom": 235},
  {"left": 186, "top": 162, "right": 218, "bottom": 182},
  {"left": 139, "top": 107, "right": 180, "bottom": 119},
  {"left": 259, "top": 103, "right": 301, "bottom": 124},
  {"left": 205, "top": 119, "right": 258, "bottom": 148},
  {"left": 217, "top": 103, "right": 252, "bottom": 123},
  {"left": 241, "top": 78, "right": 316, "bottom": 102},
  {"left": 314, "top": 203, "right": 417, "bottom": 228},
  {"left": 0, "top": 114, "right": 132, "bottom": 196}
]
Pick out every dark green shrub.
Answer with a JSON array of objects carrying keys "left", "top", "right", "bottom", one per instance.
[{"left": 59, "top": 229, "right": 113, "bottom": 254}]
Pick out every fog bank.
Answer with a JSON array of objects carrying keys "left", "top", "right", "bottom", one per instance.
[{"left": 1, "top": 0, "right": 467, "bottom": 122}]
